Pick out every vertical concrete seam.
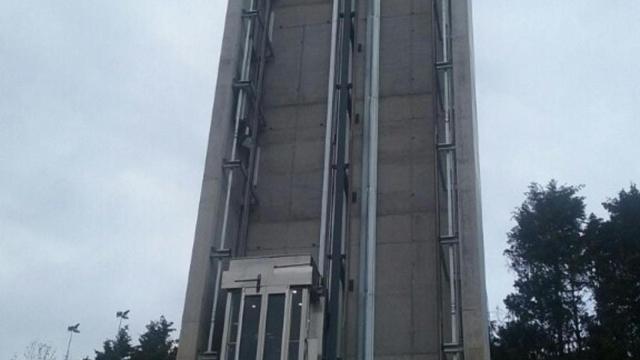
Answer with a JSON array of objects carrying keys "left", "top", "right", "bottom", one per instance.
[{"left": 358, "top": 0, "right": 379, "bottom": 358}]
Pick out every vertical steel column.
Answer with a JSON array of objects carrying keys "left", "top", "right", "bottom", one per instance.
[
  {"left": 205, "top": 0, "right": 273, "bottom": 354},
  {"left": 236, "top": 0, "right": 273, "bottom": 257},
  {"left": 434, "top": 0, "right": 463, "bottom": 358},
  {"left": 324, "top": 0, "right": 353, "bottom": 358},
  {"left": 206, "top": 0, "right": 255, "bottom": 350}
]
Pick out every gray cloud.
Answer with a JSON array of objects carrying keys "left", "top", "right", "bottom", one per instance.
[{"left": 1, "top": 0, "right": 639, "bottom": 358}]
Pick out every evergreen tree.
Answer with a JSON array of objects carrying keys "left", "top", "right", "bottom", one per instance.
[
  {"left": 94, "top": 326, "right": 133, "bottom": 360},
  {"left": 491, "top": 319, "right": 553, "bottom": 360},
  {"left": 584, "top": 185, "right": 640, "bottom": 359},
  {"left": 495, "top": 181, "right": 591, "bottom": 359},
  {"left": 131, "top": 317, "right": 177, "bottom": 360}
]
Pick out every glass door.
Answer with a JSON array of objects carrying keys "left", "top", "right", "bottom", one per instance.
[
  {"left": 262, "top": 294, "right": 285, "bottom": 360},
  {"left": 220, "top": 287, "right": 309, "bottom": 360}
]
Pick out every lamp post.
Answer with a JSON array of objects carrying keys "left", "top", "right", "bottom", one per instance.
[
  {"left": 116, "top": 310, "right": 130, "bottom": 332},
  {"left": 64, "top": 323, "right": 80, "bottom": 360}
]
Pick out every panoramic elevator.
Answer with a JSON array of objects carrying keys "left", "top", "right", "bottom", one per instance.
[{"left": 177, "top": 1, "right": 489, "bottom": 359}]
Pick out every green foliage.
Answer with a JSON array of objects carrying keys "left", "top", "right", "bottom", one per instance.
[
  {"left": 94, "top": 327, "right": 133, "bottom": 360},
  {"left": 91, "top": 317, "right": 177, "bottom": 360},
  {"left": 499, "top": 181, "right": 591, "bottom": 359},
  {"left": 491, "top": 319, "right": 553, "bottom": 360},
  {"left": 493, "top": 182, "right": 640, "bottom": 360},
  {"left": 130, "top": 317, "right": 177, "bottom": 360},
  {"left": 584, "top": 185, "right": 640, "bottom": 359}
]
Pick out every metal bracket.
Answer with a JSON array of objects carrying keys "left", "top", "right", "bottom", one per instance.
[
  {"left": 210, "top": 247, "right": 231, "bottom": 260},
  {"left": 234, "top": 273, "right": 262, "bottom": 292},
  {"left": 436, "top": 61, "right": 453, "bottom": 70},
  {"left": 223, "top": 160, "right": 249, "bottom": 179},
  {"left": 223, "top": 159, "right": 242, "bottom": 169},
  {"left": 198, "top": 351, "right": 219, "bottom": 360},
  {"left": 436, "top": 143, "right": 456, "bottom": 151},
  {"left": 273, "top": 262, "right": 312, "bottom": 269},
  {"left": 233, "top": 79, "right": 257, "bottom": 99},
  {"left": 439, "top": 234, "right": 460, "bottom": 245},
  {"left": 443, "top": 343, "right": 463, "bottom": 353},
  {"left": 241, "top": 9, "right": 259, "bottom": 18}
]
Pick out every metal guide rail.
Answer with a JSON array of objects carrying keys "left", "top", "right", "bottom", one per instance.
[
  {"left": 433, "top": 0, "right": 464, "bottom": 359},
  {"left": 205, "top": 0, "right": 274, "bottom": 357},
  {"left": 322, "top": 0, "right": 354, "bottom": 359}
]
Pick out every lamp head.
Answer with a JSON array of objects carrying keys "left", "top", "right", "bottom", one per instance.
[{"left": 67, "top": 323, "right": 80, "bottom": 333}]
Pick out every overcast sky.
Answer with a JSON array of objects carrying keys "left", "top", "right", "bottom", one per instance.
[{"left": 1, "top": 1, "right": 639, "bottom": 358}]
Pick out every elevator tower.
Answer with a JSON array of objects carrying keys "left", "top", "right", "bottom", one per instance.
[{"left": 177, "top": 1, "right": 489, "bottom": 359}]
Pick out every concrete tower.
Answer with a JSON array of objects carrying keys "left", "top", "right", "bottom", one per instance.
[{"left": 178, "top": 1, "right": 489, "bottom": 360}]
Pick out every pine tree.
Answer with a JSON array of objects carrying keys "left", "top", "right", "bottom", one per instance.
[
  {"left": 131, "top": 316, "right": 177, "bottom": 360},
  {"left": 94, "top": 326, "right": 133, "bottom": 360},
  {"left": 495, "top": 181, "right": 591, "bottom": 359},
  {"left": 585, "top": 185, "right": 640, "bottom": 359}
]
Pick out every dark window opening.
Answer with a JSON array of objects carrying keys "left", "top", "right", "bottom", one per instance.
[
  {"left": 263, "top": 294, "right": 285, "bottom": 360},
  {"left": 239, "top": 295, "right": 261, "bottom": 360},
  {"left": 288, "top": 287, "right": 304, "bottom": 360},
  {"left": 226, "top": 291, "right": 241, "bottom": 360}
]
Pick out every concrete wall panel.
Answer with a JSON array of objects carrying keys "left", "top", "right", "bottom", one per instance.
[
  {"left": 276, "top": 3, "right": 332, "bottom": 28},
  {"left": 290, "top": 170, "right": 323, "bottom": 219},
  {"left": 380, "top": 15, "right": 412, "bottom": 97},
  {"left": 300, "top": 23, "right": 332, "bottom": 103},
  {"left": 263, "top": 26, "right": 304, "bottom": 107},
  {"left": 381, "top": 0, "right": 413, "bottom": 17},
  {"left": 247, "top": 0, "right": 330, "bottom": 266},
  {"left": 375, "top": 293, "right": 413, "bottom": 354}
]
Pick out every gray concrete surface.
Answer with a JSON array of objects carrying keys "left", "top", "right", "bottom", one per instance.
[
  {"left": 451, "top": 1, "right": 491, "bottom": 359},
  {"left": 246, "top": 0, "right": 332, "bottom": 258}
]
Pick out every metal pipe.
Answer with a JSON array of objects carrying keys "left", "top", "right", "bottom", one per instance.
[
  {"left": 206, "top": 0, "right": 256, "bottom": 352},
  {"left": 358, "top": 0, "right": 379, "bottom": 358},
  {"left": 319, "top": 0, "right": 340, "bottom": 275},
  {"left": 64, "top": 332, "right": 73, "bottom": 360}
]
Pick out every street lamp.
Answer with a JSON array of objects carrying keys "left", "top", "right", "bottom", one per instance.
[
  {"left": 64, "top": 323, "right": 80, "bottom": 360},
  {"left": 116, "top": 310, "right": 130, "bottom": 332}
]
